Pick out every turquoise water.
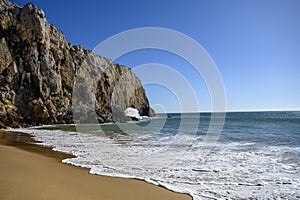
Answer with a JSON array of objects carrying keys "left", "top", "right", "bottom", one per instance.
[{"left": 12, "top": 111, "right": 300, "bottom": 199}]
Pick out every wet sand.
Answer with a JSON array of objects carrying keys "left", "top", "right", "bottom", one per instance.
[{"left": 0, "top": 131, "right": 192, "bottom": 200}]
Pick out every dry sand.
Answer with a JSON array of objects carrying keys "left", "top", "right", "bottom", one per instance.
[{"left": 0, "top": 131, "right": 192, "bottom": 200}]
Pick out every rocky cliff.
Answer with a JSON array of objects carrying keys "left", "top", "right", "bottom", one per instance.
[{"left": 0, "top": 0, "right": 154, "bottom": 128}]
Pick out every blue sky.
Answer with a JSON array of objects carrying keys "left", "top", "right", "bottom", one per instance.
[{"left": 13, "top": 0, "right": 300, "bottom": 112}]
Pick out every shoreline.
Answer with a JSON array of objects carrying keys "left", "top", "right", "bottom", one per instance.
[{"left": 0, "top": 130, "right": 192, "bottom": 200}]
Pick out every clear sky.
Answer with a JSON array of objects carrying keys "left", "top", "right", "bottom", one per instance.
[{"left": 13, "top": 0, "right": 300, "bottom": 112}]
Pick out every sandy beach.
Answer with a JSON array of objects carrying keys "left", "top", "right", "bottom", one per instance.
[{"left": 0, "top": 131, "right": 192, "bottom": 200}]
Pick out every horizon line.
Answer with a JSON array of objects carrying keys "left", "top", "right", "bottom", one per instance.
[{"left": 154, "top": 109, "right": 300, "bottom": 114}]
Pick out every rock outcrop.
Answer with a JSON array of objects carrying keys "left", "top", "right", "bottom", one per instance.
[{"left": 0, "top": 0, "right": 154, "bottom": 128}]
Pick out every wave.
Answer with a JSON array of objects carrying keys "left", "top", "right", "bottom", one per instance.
[{"left": 7, "top": 124, "right": 300, "bottom": 199}]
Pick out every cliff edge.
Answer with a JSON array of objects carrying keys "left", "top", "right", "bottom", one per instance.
[{"left": 0, "top": 0, "right": 154, "bottom": 128}]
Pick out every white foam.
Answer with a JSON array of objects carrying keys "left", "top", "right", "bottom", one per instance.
[
  {"left": 125, "top": 107, "right": 148, "bottom": 120},
  {"left": 7, "top": 127, "right": 300, "bottom": 199}
]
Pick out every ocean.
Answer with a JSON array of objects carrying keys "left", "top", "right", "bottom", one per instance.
[{"left": 10, "top": 111, "right": 300, "bottom": 199}]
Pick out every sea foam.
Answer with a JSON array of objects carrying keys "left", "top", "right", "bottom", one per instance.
[{"left": 8, "top": 126, "right": 300, "bottom": 200}]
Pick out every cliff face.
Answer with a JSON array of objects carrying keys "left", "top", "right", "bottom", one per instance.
[{"left": 0, "top": 0, "right": 154, "bottom": 128}]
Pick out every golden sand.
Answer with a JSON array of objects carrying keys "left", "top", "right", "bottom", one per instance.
[{"left": 0, "top": 131, "right": 191, "bottom": 200}]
